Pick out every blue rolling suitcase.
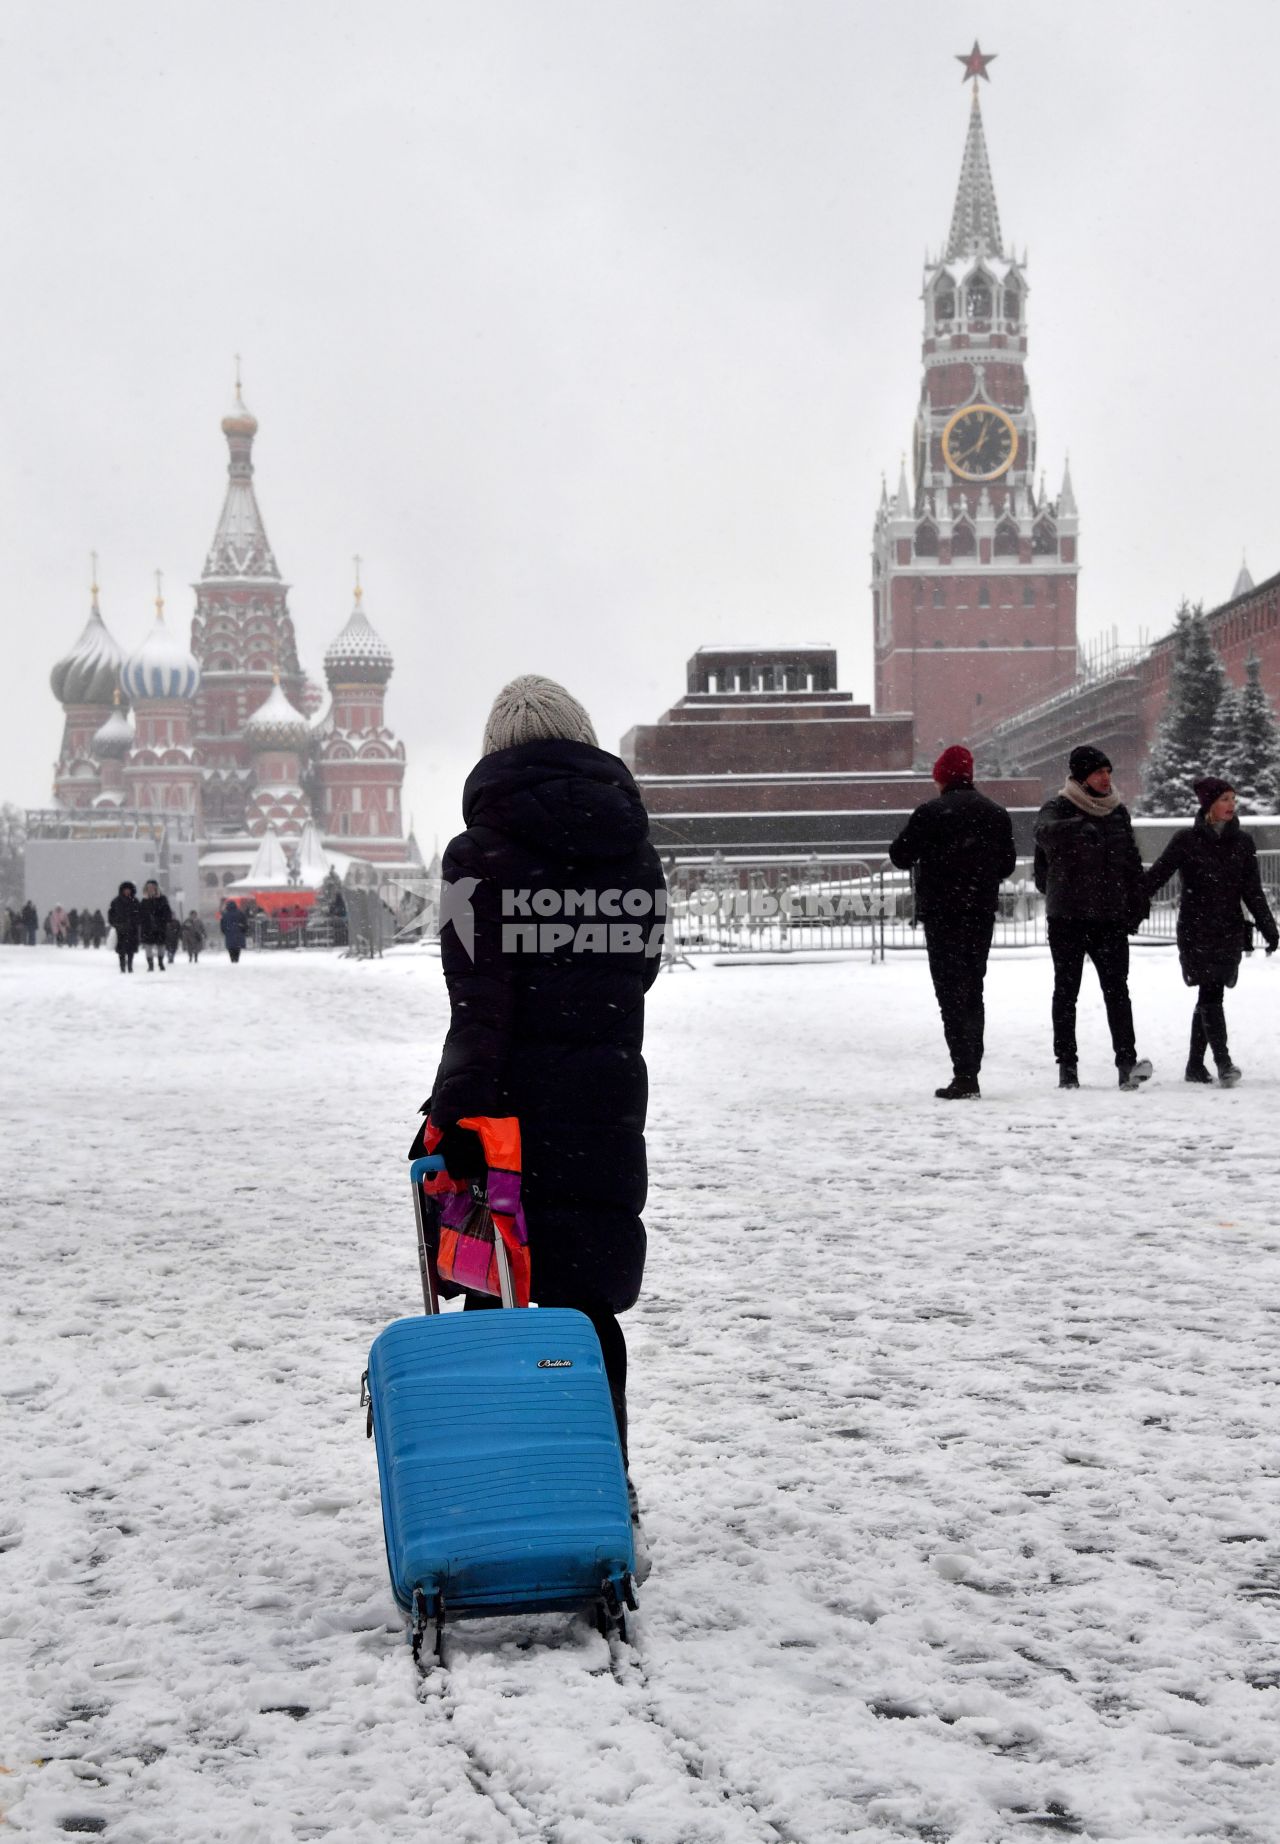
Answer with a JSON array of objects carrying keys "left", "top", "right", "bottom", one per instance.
[{"left": 363, "top": 1155, "right": 637, "bottom": 1663}]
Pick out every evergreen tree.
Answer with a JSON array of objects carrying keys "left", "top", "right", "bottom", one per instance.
[
  {"left": 0, "top": 802, "right": 25, "bottom": 910},
  {"left": 1231, "top": 654, "right": 1280, "bottom": 813},
  {"left": 1206, "top": 679, "right": 1243, "bottom": 789},
  {"left": 1139, "top": 603, "right": 1227, "bottom": 813}
]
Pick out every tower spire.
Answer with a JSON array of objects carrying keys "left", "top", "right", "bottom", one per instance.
[
  {"left": 945, "top": 79, "right": 1004, "bottom": 261},
  {"left": 205, "top": 374, "right": 280, "bottom": 581}
]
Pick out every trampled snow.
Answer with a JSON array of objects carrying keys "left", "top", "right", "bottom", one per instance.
[{"left": 1, "top": 942, "right": 1278, "bottom": 1842}]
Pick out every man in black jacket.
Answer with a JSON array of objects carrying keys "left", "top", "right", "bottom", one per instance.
[
  {"left": 890, "top": 745, "right": 1017, "bottom": 1099},
  {"left": 139, "top": 880, "right": 174, "bottom": 972},
  {"left": 1034, "top": 745, "right": 1152, "bottom": 1090}
]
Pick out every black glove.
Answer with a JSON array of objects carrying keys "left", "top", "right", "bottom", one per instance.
[
  {"left": 435, "top": 1123, "right": 487, "bottom": 1181},
  {"left": 1267, "top": 939, "right": 1278, "bottom": 957}
]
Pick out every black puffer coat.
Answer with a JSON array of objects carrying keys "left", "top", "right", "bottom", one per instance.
[
  {"left": 889, "top": 786, "right": 1017, "bottom": 922},
  {"left": 1033, "top": 792, "right": 1148, "bottom": 925},
  {"left": 139, "top": 893, "right": 173, "bottom": 946},
  {"left": 1145, "top": 814, "right": 1278, "bottom": 987},
  {"left": 107, "top": 888, "right": 141, "bottom": 953},
  {"left": 426, "top": 740, "right": 666, "bottom": 1314}
]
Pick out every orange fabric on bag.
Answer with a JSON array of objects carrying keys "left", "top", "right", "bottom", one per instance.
[{"left": 421, "top": 1114, "right": 530, "bottom": 1305}]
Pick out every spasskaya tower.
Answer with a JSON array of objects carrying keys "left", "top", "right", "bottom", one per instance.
[{"left": 872, "top": 44, "right": 1079, "bottom": 763}]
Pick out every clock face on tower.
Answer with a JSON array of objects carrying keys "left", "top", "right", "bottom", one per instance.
[{"left": 941, "top": 404, "right": 1018, "bottom": 481}]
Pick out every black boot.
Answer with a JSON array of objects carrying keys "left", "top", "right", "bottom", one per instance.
[
  {"left": 1058, "top": 1062, "right": 1079, "bottom": 1090},
  {"left": 935, "top": 1075, "right": 980, "bottom": 1100},
  {"left": 1186, "top": 1009, "right": 1211, "bottom": 1082}
]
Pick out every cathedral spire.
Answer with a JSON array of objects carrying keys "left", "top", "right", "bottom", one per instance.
[
  {"left": 945, "top": 82, "right": 1004, "bottom": 262},
  {"left": 203, "top": 368, "right": 281, "bottom": 581}
]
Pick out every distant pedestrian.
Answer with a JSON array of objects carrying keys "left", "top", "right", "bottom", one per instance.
[
  {"left": 89, "top": 909, "right": 106, "bottom": 948},
  {"left": 42, "top": 911, "right": 54, "bottom": 945},
  {"left": 139, "top": 881, "right": 173, "bottom": 972},
  {"left": 22, "top": 900, "right": 38, "bottom": 945},
  {"left": 67, "top": 908, "right": 81, "bottom": 948},
  {"left": 1145, "top": 777, "right": 1278, "bottom": 1087},
  {"left": 889, "top": 745, "right": 1016, "bottom": 1099},
  {"left": 107, "top": 881, "right": 141, "bottom": 973},
  {"left": 50, "top": 905, "right": 68, "bottom": 946},
  {"left": 220, "top": 899, "right": 247, "bottom": 964},
  {"left": 164, "top": 910, "right": 181, "bottom": 965},
  {"left": 1034, "top": 745, "right": 1152, "bottom": 1091},
  {"left": 181, "top": 911, "right": 207, "bottom": 963}
]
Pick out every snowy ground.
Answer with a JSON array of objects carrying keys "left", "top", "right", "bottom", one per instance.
[{"left": 1, "top": 940, "right": 1278, "bottom": 1844}]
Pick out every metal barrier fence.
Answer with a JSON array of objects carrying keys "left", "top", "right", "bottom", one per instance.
[
  {"left": 662, "top": 857, "right": 1164, "bottom": 959},
  {"left": 662, "top": 849, "right": 1280, "bottom": 959},
  {"left": 213, "top": 849, "right": 1280, "bottom": 964}
]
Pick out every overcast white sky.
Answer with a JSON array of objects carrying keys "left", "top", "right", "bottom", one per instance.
[{"left": 3, "top": 0, "right": 1278, "bottom": 846}]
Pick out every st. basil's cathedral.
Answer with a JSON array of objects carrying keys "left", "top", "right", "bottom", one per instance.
[{"left": 42, "top": 382, "right": 422, "bottom": 906}]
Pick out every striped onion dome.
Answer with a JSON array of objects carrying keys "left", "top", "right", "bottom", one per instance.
[
  {"left": 243, "top": 676, "right": 310, "bottom": 749},
  {"left": 122, "top": 593, "right": 200, "bottom": 702},
  {"left": 50, "top": 591, "right": 125, "bottom": 706},
  {"left": 323, "top": 590, "right": 394, "bottom": 686}
]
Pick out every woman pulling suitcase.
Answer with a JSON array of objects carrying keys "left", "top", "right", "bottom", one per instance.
[{"left": 415, "top": 675, "right": 666, "bottom": 1567}]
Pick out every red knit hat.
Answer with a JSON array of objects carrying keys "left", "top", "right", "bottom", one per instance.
[{"left": 932, "top": 744, "right": 974, "bottom": 790}]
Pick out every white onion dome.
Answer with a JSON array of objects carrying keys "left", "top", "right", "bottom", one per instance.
[
  {"left": 121, "top": 595, "right": 201, "bottom": 702},
  {"left": 91, "top": 692, "right": 134, "bottom": 760},
  {"left": 50, "top": 591, "right": 125, "bottom": 706},
  {"left": 323, "top": 589, "right": 394, "bottom": 687},
  {"left": 244, "top": 675, "right": 310, "bottom": 750}
]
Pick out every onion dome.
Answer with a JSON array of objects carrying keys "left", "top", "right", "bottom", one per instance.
[
  {"left": 50, "top": 577, "right": 125, "bottom": 706},
  {"left": 91, "top": 689, "right": 134, "bottom": 760},
  {"left": 244, "top": 674, "right": 310, "bottom": 750},
  {"left": 323, "top": 581, "right": 394, "bottom": 687},
  {"left": 121, "top": 578, "right": 201, "bottom": 702},
  {"left": 221, "top": 359, "right": 258, "bottom": 437}
]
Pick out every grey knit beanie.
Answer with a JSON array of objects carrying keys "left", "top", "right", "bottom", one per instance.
[{"left": 482, "top": 675, "right": 599, "bottom": 755}]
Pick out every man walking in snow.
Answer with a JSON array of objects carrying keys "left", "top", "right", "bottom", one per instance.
[
  {"left": 890, "top": 744, "right": 1017, "bottom": 1100},
  {"left": 139, "top": 880, "right": 173, "bottom": 973},
  {"left": 1034, "top": 745, "right": 1152, "bottom": 1091}
]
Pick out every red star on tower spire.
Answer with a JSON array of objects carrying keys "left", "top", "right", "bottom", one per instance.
[{"left": 956, "top": 41, "right": 996, "bottom": 83}]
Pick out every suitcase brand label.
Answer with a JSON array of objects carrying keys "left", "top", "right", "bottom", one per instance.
[{"left": 537, "top": 1358, "right": 574, "bottom": 1369}]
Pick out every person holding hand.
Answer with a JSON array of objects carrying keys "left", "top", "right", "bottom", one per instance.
[{"left": 1145, "top": 776, "right": 1279, "bottom": 1087}]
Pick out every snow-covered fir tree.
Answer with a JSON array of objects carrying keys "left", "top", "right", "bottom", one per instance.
[
  {"left": 1230, "top": 653, "right": 1280, "bottom": 813},
  {"left": 1207, "top": 678, "right": 1243, "bottom": 789},
  {"left": 1139, "top": 603, "right": 1228, "bottom": 813}
]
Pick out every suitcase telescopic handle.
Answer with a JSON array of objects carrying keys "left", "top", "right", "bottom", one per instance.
[
  {"left": 408, "top": 1155, "right": 518, "bottom": 1312},
  {"left": 410, "top": 1160, "right": 444, "bottom": 1314}
]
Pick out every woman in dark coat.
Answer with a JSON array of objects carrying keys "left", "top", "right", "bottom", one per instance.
[
  {"left": 420, "top": 676, "right": 666, "bottom": 1478},
  {"left": 1146, "top": 776, "right": 1278, "bottom": 1086},
  {"left": 107, "top": 881, "right": 141, "bottom": 973},
  {"left": 220, "top": 900, "right": 248, "bottom": 963}
]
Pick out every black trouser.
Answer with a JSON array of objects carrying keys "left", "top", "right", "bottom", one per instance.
[
  {"left": 464, "top": 1291, "right": 629, "bottom": 1465},
  {"left": 227, "top": 946, "right": 242, "bottom": 963},
  {"left": 1189, "top": 979, "right": 1231, "bottom": 1069},
  {"left": 1047, "top": 918, "right": 1136, "bottom": 1067},
  {"left": 923, "top": 912, "right": 995, "bottom": 1079},
  {"left": 117, "top": 949, "right": 135, "bottom": 972}
]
